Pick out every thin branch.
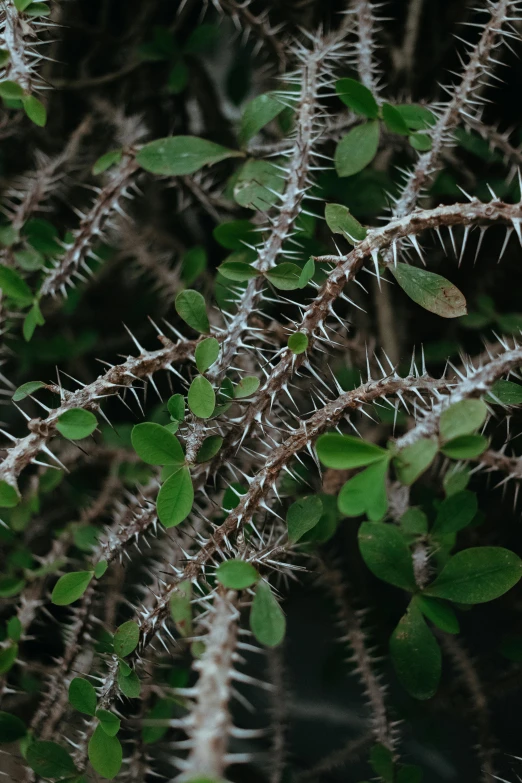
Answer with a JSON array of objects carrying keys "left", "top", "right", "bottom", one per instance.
[
  {"left": 395, "top": 343, "right": 522, "bottom": 450},
  {"left": 0, "top": 335, "right": 197, "bottom": 490}
]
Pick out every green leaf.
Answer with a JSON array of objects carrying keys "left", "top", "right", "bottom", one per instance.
[
  {"left": 390, "top": 602, "right": 441, "bottom": 700},
  {"left": 142, "top": 698, "right": 175, "bottom": 744},
  {"left": 287, "top": 495, "right": 323, "bottom": 542},
  {"left": 195, "top": 337, "right": 220, "bottom": 373},
  {"left": 113, "top": 620, "right": 140, "bottom": 657},
  {"left": 0, "top": 576, "right": 24, "bottom": 596},
  {"left": 27, "top": 741, "right": 78, "bottom": 778},
  {"left": 56, "top": 409, "right": 97, "bottom": 440},
  {"left": 23, "top": 301, "right": 45, "bottom": 341},
  {"left": 394, "top": 104, "right": 436, "bottom": 130},
  {"left": 96, "top": 709, "right": 121, "bottom": 737},
  {"left": 22, "top": 95, "right": 47, "bottom": 127},
  {"left": 0, "top": 480, "right": 21, "bottom": 508},
  {"left": 298, "top": 257, "right": 315, "bottom": 288},
  {"left": 131, "top": 422, "right": 185, "bottom": 465},
  {"left": 234, "top": 376, "right": 260, "bottom": 398},
  {"left": 181, "top": 246, "right": 207, "bottom": 286},
  {"left": 88, "top": 724, "right": 122, "bottom": 779},
  {"left": 69, "top": 678, "right": 97, "bottom": 716},
  {"left": 443, "top": 466, "right": 471, "bottom": 496},
  {"left": 13, "top": 380, "right": 46, "bottom": 402},
  {"left": 0, "top": 711, "right": 26, "bottom": 743},
  {"left": 424, "top": 547, "right": 522, "bottom": 604},
  {"left": 369, "top": 743, "right": 394, "bottom": 781},
  {"left": 188, "top": 375, "right": 216, "bottom": 419},
  {"left": 167, "top": 60, "right": 189, "bottom": 94},
  {"left": 0, "top": 265, "right": 33, "bottom": 305},
  {"left": 94, "top": 560, "right": 107, "bottom": 578},
  {"left": 394, "top": 438, "right": 438, "bottom": 485},
  {"left": 168, "top": 394, "right": 185, "bottom": 422},
  {"left": 24, "top": 2, "right": 51, "bottom": 16},
  {"left": 238, "top": 92, "right": 285, "bottom": 146},
  {"left": 118, "top": 668, "right": 140, "bottom": 698},
  {"left": 0, "top": 80, "right": 24, "bottom": 100},
  {"left": 415, "top": 595, "right": 460, "bottom": 634},
  {"left": 170, "top": 580, "right": 192, "bottom": 637},
  {"left": 335, "top": 78, "right": 379, "bottom": 118},
  {"left": 389, "top": 264, "right": 467, "bottom": 318},
  {"left": 441, "top": 434, "right": 489, "bottom": 459},
  {"left": 358, "top": 521, "right": 416, "bottom": 591},
  {"left": 175, "top": 290, "right": 210, "bottom": 333},
  {"left": 0, "top": 644, "right": 17, "bottom": 675},
  {"left": 92, "top": 149, "right": 123, "bottom": 175},
  {"left": 213, "top": 219, "right": 257, "bottom": 250},
  {"left": 432, "top": 490, "right": 478, "bottom": 535},
  {"left": 233, "top": 159, "right": 285, "bottom": 210},
  {"left": 216, "top": 559, "right": 259, "bottom": 589},
  {"left": 316, "top": 433, "right": 388, "bottom": 469},
  {"left": 338, "top": 459, "right": 389, "bottom": 521},
  {"left": 335, "top": 120, "right": 380, "bottom": 178},
  {"left": 250, "top": 581, "right": 286, "bottom": 647},
  {"left": 499, "top": 635, "right": 522, "bottom": 662},
  {"left": 0, "top": 49, "right": 9, "bottom": 67},
  {"left": 265, "top": 262, "right": 302, "bottom": 290},
  {"left": 157, "top": 466, "right": 194, "bottom": 528},
  {"left": 397, "top": 765, "right": 424, "bottom": 783},
  {"left": 287, "top": 332, "right": 308, "bottom": 354},
  {"left": 7, "top": 616, "right": 22, "bottom": 641},
  {"left": 410, "top": 133, "right": 432, "bottom": 151},
  {"left": 15, "top": 247, "right": 45, "bottom": 270},
  {"left": 486, "top": 379, "right": 522, "bottom": 405},
  {"left": 382, "top": 103, "right": 410, "bottom": 135},
  {"left": 324, "top": 203, "right": 367, "bottom": 243},
  {"left": 136, "top": 136, "right": 241, "bottom": 176},
  {"left": 217, "top": 260, "right": 258, "bottom": 282},
  {"left": 51, "top": 571, "right": 93, "bottom": 606},
  {"left": 400, "top": 507, "right": 428, "bottom": 535},
  {"left": 196, "top": 435, "right": 223, "bottom": 463},
  {"left": 439, "top": 399, "right": 488, "bottom": 442},
  {"left": 14, "top": 0, "right": 35, "bottom": 12}
]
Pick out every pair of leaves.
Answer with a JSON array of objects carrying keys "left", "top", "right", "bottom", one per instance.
[
  {"left": 360, "top": 519, "right": 522, "bottom": 605},
  {"left": 69, "top": 676, "right": 132, "bottom": 724}
]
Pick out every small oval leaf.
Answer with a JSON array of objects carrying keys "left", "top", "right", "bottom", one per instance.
[{"left": 390, "top": 263, "right": 467, "bottom": 319}]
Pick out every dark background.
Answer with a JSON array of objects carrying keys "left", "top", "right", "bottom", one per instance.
[{"left": 2, "top": 1, "right": 522, "bottom": 781}]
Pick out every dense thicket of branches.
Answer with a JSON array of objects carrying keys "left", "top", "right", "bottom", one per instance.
[{"left": 2, "top": 2, "right": 522, "bottom": 782}]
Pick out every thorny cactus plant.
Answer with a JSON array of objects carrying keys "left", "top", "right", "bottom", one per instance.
[{"left": 3, "top": 0, "right": 522, "bottom": 781}]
